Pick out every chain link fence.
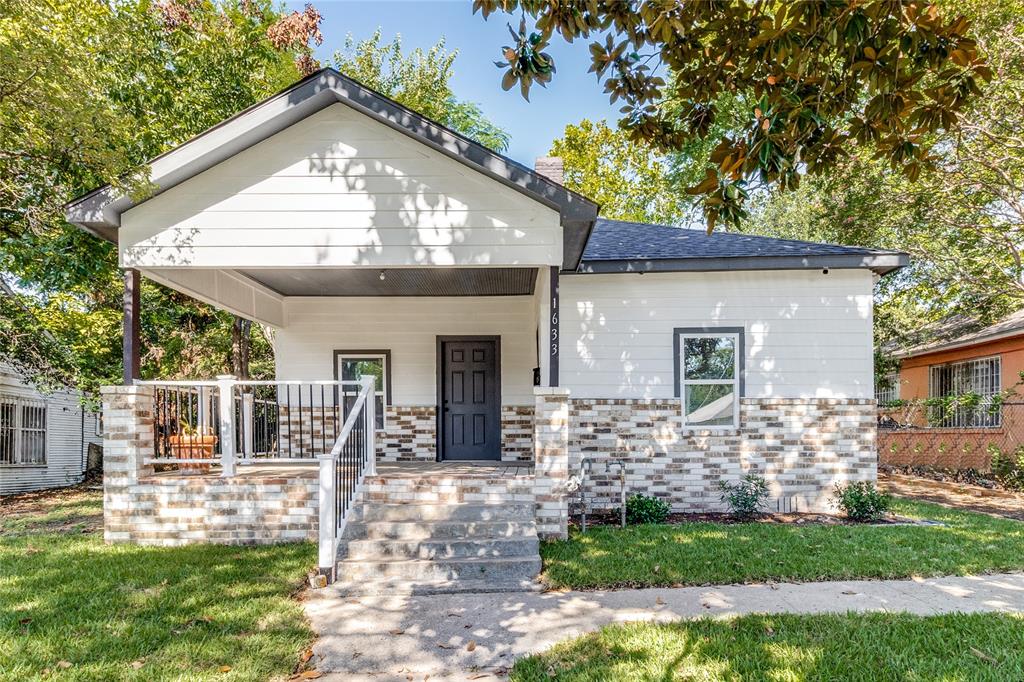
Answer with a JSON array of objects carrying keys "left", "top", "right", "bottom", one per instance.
[{"left": 878, "top": 401, "right": 1024, "bottom": 471}]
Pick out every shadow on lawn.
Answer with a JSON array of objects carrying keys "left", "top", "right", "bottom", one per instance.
[
  {"left": 540, "top": 499, "right": 1024, "bottom": 589},
  {"left": 0, "top": 506, "right": 316, "bottom": 680},
  {"left": 510, "top": 612, "right": 1024, "bottom": 681}
]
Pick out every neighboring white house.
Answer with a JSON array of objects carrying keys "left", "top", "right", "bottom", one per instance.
[
  {"left": 64, "top": 69, "right": 908, "bottom": 571},
  {"left": 0, "top": 363, "right": 101, "bottom": 495}
]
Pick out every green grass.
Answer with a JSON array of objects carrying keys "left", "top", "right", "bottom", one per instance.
[
  {"left": 511, "top": 612, "right": 1024, "bottom": 681},
  {"left": 0, "top": 488, "right": 317, "bottom": 681},
  {"left": 542, "top": 499, "right": 1024, "bottom": 590}
]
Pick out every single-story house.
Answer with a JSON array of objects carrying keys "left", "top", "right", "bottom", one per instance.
[
  {"left": 878, "top": 308, "right": 1024, "bottom": 471},
  {"left": 66, "top": 69, "right": 906, "bottom": 589},
  {"left": 0, "top": 362, "right": 102, "bottom": 495}
]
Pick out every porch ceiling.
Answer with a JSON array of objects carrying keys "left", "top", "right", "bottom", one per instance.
[{"left": 237, "top": 267, "right": 538, "bottom": 297}]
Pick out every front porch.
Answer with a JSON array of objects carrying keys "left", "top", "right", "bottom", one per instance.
[{"left": 101, "top": 381, "right": 571, "bottom": 589}]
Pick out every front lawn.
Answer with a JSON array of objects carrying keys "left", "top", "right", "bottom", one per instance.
[
  {"left": 542, "top": 498, "right": 1024, "bottom": 590},
  {"left": 511, "top": 612, "right": 1024, "bottom": 681},
  {"left": 0, "top": 486, "right": 317, "bottom": 681}
]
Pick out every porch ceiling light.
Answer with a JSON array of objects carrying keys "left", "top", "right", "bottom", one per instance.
[{"left": 379, "top": 270, "right": 386, "bottom": 281}]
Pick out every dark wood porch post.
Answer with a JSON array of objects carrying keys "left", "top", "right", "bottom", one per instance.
[
  {"left": 123, "top": 268, "right": 141, "bottom": 385},
  {"left": 549, "top": 265, "right": 559, "bottom": 387}
]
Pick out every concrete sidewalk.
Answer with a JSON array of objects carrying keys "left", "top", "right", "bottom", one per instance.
[{"left": 305, "top": 572, "right": 1024, "bottom": 681}]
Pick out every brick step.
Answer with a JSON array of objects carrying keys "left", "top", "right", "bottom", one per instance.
[
  {"left": 363, "top": 479, "right": 534, "bottom": 505},
  {"left": 336, "top": 555, "right": 542, "bottom": 583},
  {"left": 342, "top": 519, "right": 536, "bottom": 541},
  {"left": 350, "top": 502, "right": 535, "bottom": 523},
  {"left": 340, "top": 536, "right": 539, "bottom": 561}
]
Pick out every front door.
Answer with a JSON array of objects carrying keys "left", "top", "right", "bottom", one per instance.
[{"left": 439, "top": 337, "right": 500, "bottom": 461}]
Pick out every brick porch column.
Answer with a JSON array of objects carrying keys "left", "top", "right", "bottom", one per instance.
[
  {"left": 101, "top": 385, "right": 155, "bottom": 543},
  {"left": 533, "top": 387, "right": 571, "bottom": 539}
]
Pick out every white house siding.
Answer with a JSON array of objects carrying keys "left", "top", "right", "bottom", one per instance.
[
  {"left": 560, "top": 269, "right": 875, "bottom": 400},
  {"left": 0, "top": 366, "right": 100, "bottom": 495},
  {"left": 275, "top": 296, "right": 540, "bottom": 462},
  {"left": 118, "top": 104, "right": 563, "bottom": 270}
]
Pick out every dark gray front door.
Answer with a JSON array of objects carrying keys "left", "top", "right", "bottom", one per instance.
[{"left": 439, "top": 338, "right": 500, "bottom": 461}]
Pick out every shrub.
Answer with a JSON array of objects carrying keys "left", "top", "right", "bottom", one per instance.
[
  {"left": 625, "top": 494, "right": 670, "bottom": 525},
  {"left": 718, "top": 473, "right": 770, "bottom": 519},
  {"left": 832, "top": 482, "right": 892, "bottom": 522},
  {"left": 991, "top": 446, "right": 1024, "bottom": 492}
]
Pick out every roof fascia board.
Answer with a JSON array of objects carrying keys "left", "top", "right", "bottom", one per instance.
[
  {"left": 573, "top": 253, "right": 909, "bottom": 275},
  {"left": 894, "top": 327, "right": 1024, "bottom": 359}
]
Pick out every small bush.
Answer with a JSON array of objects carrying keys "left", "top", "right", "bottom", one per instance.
[
  {"left": 718, "top": 473, "right": 770, "bottom": 519},
  {"left": 832, "top": 482, "right": 892, "bottom": 522},
  {"left": 625, "top": 494, "right": 670, "bottom": 525},
  {"left": 991, "top": 447, "right": 1024, "bottom": 492}
]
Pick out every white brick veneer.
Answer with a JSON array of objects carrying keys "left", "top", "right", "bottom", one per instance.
[{"left": 570, "top": 398, "right": 878, "bottom": 514}]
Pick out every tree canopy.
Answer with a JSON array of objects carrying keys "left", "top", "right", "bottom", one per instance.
[
  {"left": 0, "top": 4, "right": 508, "bottom": 394},
  {"left": 476, "top": 1, "right": 990, "bottom": 229},
  {"left": 334, "top": 30, "right": 510, "bottom": 151},
  {"left": 743, "top": 0, "right": 1024, "bottom": 352}
]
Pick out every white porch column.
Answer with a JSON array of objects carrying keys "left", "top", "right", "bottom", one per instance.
[
  {"left": 533, "top": 386, "right": 571, "bottom": 539},
  {"left": 100, "top": 385, "right": 155, "bottom": 543},
  {"left": 216, "top": 375, "right": 237, "bottom": 477}
]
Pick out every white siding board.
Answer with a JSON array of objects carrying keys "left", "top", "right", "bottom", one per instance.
[
  {"left": 120, "top": 104, "right": 562, "bottom": 269},
  {"left": 143, "top": 268, "right": 284, "bottom": 327},
  {"left": 0, "top": 365, "right": 98, "bottom": 495},
  {"left": 276, "top": 296, "right": 540, "bottom": 405},
  {"left": 560, "top": 269, "right": 874, "bottom": 399}
]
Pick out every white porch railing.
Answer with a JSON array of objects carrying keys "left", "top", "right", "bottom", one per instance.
[
  {"left": 136, "top": 376, "right": 374, "bottom": 474},
  {"left": 318, "top": 375, "right": 376, "bottom": 579}
]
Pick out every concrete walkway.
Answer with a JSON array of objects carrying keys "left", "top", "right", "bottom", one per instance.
[{"left": 305, "top": 572, "right": 1024, "bottom": 681}]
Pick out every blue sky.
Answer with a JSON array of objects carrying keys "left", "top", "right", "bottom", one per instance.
[{"left": 285, "top": 0, "right": 620, "bottom": 164}]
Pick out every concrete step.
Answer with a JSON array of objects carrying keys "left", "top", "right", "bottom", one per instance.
[
  {"left": 337, "top": 555, "right": 542, "bottom": 583},
  {"left": 340, "top": 536, "right": 539, "bottom": 561},
  {"left": 328, "top": 576, "right": 543, "bottom": 597},
  {"left": 350, "top": 502, "right": 535, "bottom": 523},
  {"left": 342, "top": 519, "right": 537, "bottom": 541}
]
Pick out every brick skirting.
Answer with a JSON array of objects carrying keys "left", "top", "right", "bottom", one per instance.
[{"left": 570, "top": 398, "right": 877, "bottom": 514}]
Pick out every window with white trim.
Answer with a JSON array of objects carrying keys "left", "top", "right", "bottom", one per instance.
[
  {"left": 0, "top": 394, "right": 47, "bottom": 465},
  {"left": 336, "top": 352, "right": 388, "bottom": 429},
  {"left": 675, "top": 330, "right": 742, "bottom": 428},
  {"left": 928, "top": 355, "right": 1001, "bottom": 427}
]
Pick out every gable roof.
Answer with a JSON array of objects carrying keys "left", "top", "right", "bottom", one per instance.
[
  {"left": 894, "top": 308, "right": 1024, "bottom": 359},
  {"left": 578, "top": 219, "right": 908, "bottom": 275},
  {"left": 64, "top": 68, "right": 600, "bottom": 271}
]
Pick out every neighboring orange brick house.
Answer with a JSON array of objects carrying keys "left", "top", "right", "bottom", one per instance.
[{"left": 878, "top": 309, "right": 1024, "bottom": 470}]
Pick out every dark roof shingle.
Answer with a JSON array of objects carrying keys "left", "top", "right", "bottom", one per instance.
[{"left": 578, "top": 218, "right": 908, "bottom": 275}]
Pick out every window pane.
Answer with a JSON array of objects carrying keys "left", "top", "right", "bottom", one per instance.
[
  {"left": 341, "top": 358, "right": 383, "bottom": 386},
  {"left": 684, "top": 384, "right": 735, "bottom": 426},
  {"left": 684, "top": 337, "right": 735, "bottom": 380}
]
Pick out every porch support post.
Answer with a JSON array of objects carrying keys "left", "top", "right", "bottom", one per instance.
[
  {"left": 317, "top": 454, "right": 338, "bottom": 580},
  {"left": 548, "top": 266, "right": 560, "bottom": 387},
  {"left": 216, "top": 375, "right": 237, "bottom": 477},
  {"left": 533, "top": 386, "right": 571, "bottom": 539},
  {"left": 122, "top": 268, "right": 141, "bottom": 385},
  {"left": 364, "top": 375, "right": 377, "bottom": 476},
  {"left": 101, "top": 384, "right": 155, "bottom": 543}
]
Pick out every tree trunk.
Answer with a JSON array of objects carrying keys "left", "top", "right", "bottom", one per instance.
[{"left": 231, "top": 315, "right": 252, "bottom": 380}]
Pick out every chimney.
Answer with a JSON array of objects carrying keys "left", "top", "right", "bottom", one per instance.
[{"left": 534, "top": 156, "right": 564, "bottom": 185}]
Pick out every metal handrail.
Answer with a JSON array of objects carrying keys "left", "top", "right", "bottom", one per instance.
[{"left": 317, "top": 375, "right": 376, "bottom": 582}]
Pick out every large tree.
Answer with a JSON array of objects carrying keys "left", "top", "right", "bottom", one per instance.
[
  {"left": 743, "top": 0, "right": 1024, "bottom": 351},
  {"left": 476, "top": 1, "right": 989, "bottom": 229},
  {"left": 549, "top": 119, "right": 684, "bottom": 225},
  {"left": 334, "top": 30, "right": 510, "bottom": 152},
  {"left": 0, "top": 0, "right": 318, "bottom": 391}
]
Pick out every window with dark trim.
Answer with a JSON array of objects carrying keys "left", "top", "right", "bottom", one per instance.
[
  {"left": 674, "top": 328, "right": 744, "bottom": 428},
  {"left": 334, "top": 350, "right": 391, "bottom": 429}
]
